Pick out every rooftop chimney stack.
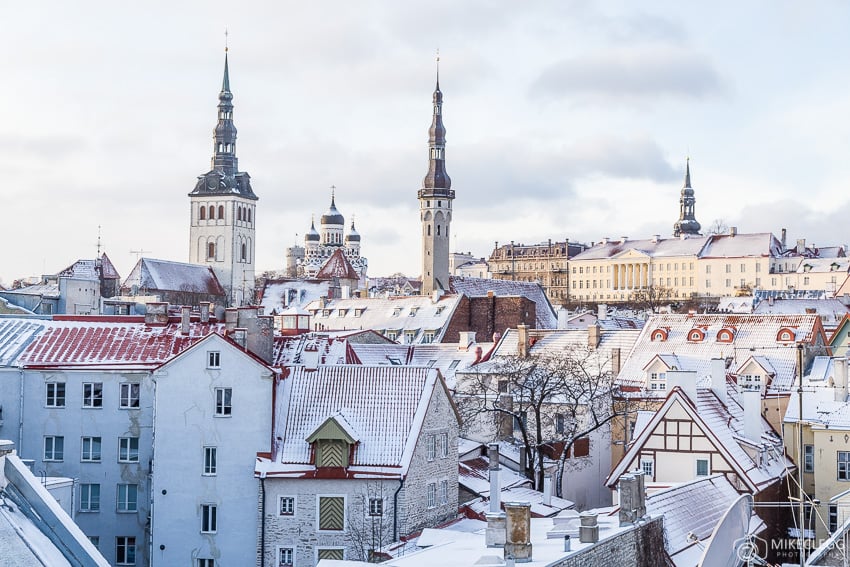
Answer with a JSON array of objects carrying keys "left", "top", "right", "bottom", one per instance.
[
  {"left": 181, "top": 306, "right": 191, "bottom": 335},
  {"left": 597, "top": 304, "right": 608, "bottom": 321},
  {"left": 504, "top": 502, "right": 532, "bottom": 562},
  {"left": 557, "top": 307, "right": 568, "bottom": 329},
  {"left": 485, "top": 443, "right": 507, "bottom": 548},
  {"left": 666, "top": 370, "right": 698, "bottom": 401},
  {"left": 458, "top": 331, "right": 477, "bottom": 351},
  {"left": 741, "top": 388, "right": 762, "bottom": 443},
  {"left": 710, "top": 358, "right": 727, "bottom": 405},
  {"left": 144, "top": 302, "right": 168, "bottom": 325},
  {"left": 579, "top": 511, "right": 600, "bottom": 544},
  {"left": 199, "top": 301, "right": 211, "bottom": 323},
  {"left": 835, "top": 357, "right": 848, "bottom": 403},
  {"left": 224, "top": 308, "right": 238, "bottom": 333},
  {"left": 517, "top": 325, "right": 529, "bottom": 358},
  {"left": 588, "top": 323, "right": 601, "bottom": 349}
]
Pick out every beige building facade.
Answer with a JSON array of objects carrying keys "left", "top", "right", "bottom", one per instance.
[{"left": 489, "top": 240, "right": 588, "bottom": 305}]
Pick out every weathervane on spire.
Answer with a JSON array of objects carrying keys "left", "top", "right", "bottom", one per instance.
[
  {"left": 330, "top": 184, "right": 336, "bottom": 199},
  {"left": 224, "top": 28, "right": 229, "bottom": 52}
]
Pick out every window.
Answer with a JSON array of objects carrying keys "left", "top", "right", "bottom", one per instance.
[
  {"left": 318, "top": 496, "right": 345, "bottom": 531},
  {"left": 218, "top": 205, "right": 224, "bottom": 219},
  {"left": 201, "top": 504, "right": 217, "bottom": 533},
  {"left": 498, "top": 380, "right": 509, "bottom": 393},
  {"left": 82, "top": 382, "right": 103, "bottom": 408},
  {"left": 725, "top": 278, "right": 731, "bottom": 288},
  {"left": 830, "top": 504, "right": 839, "bottom": 533},
  {"left": 215, "top": 388, "right": 232, "bottom": 416},
  {"left": 838, "top": 452, "right": 850, "bottom": 480},
  {"left": 44, "top": 436, "right": 64, "bottom": 461},
  {"left": 804, "top": 445, "right": 814, "bottom": 473},
  {"left": 440, "top": 480, "right": 449, "bottom": 505},
  {"left": 705, "top": 265, "right": 711, "bottom": 274},
  {"left": 278, "top": 548, "right": 294, "bottom": 567},
  {"left": 208, "top": 205, "right": 215, "bottom": 220},
  {"left": 204, "top": 446, "right": 217, "bottom": 476},
  {"left": 640, "top": 458, "right": 654, "bottom": 478},
  {"left": 317, "top": 549, "right": 344, "bottom": 561},
  {"left": 696, "top": 459, "right": 709, "bottom": 477},
  {"left": 426, "top": 482, "right": 437, "bottom": 508},
  {"left": 440, "top": 432, "right": 448, "bottom": 458},
  {"left": 404, "top": 330, "right": 417, "bottom": 344},
  {"left": 81, "top": 436, "right": 102, "bottom": 462},
  {"left": 118, "top": 437, "right": 139, "bottom": 463},
  {"left": 369, "top": 498, "right": 383, "bottom": 516},
  {"left": 116, "top": 536, "right": 136, "bottom": 565},
  {"left": 725, "top": 264, "right": 731, "bottom": 273},
  {"left": 198, "top": 560, "right": 215, "bottom": 567},
  {"left": 119, "top": 383, "right": 140, "bottom": 409},
  {"left": 199, "top": 206, "right": 206, "bottom": 220},
  {"left": 649, "top": 372, "right": 666, "bottom": 391},
  {"left": 46, "top": 383, "right": 65, "bottom": 407},
  {"left": 208, "top": 351, "right": 221, "bottom": 368},
  {"left": 279, "top": 496, "right": 295, "bottom": 516},
  {"left": 117, "top": 484, "right": 138, "bottom": 512},
  {"left": 426, "top": 434, "right": 436, "bottom": 461},
  {"left": 208, "top": 242, "right": 216, "bottom": 259},
  {"left": 80, "top": 483, "right": 100, "bottom": 512},
  {"left": 555, "top": 413, "right": 565, "bottom": 434}
]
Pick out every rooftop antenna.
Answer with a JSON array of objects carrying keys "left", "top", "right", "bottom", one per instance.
[{"left": 130, "top": 248, "right": 151, "bottom": 263}]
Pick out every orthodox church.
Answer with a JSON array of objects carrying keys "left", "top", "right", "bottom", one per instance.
[{"left": 284, "top": 194, "right": 368, "bottom": 288}]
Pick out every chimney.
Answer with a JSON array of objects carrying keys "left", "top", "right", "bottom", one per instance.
[
  {"left": 579, "top": 511, "right": 599, "bottom": 544},
  {"left": 650, "top": 234, "right": 660, "bottom": 244},
  {"left": 588, "top": 323, "right": 601, "bottom": 349},
  {"left": 517, "top": 325, "right": 529, "bottom": 358},
  {"left": 503, "top": 502, "right": 532, "bottom": 562},
  {"left": 542, "top": 475, "right": 552, "bottom": 507},
  {"left": 666, "top": 370, "right": 698, "bottom": 401},
  {"left": 199, "top": 301, "right": 211, "bottom": 323},
  {"left": 341, "top": 285, "right": 351, "bottom": 299},
  {"left": 144, "top": 302, "right": 168, "bottom": 325},
  {"left": 781, "top": 228, "right": 787, "bottom": 249},
  {"left": 181, "top": 306, "right": 191, "bottom": 335},
  {"left": 729, "top": 226, "right": 737, "bottom": 237},
  {"left": 557, "top": 307, "right": 568, "bottom": 329},
  {"left": 618, "top": 472, "right": 646, "bottom": 526},
  {"left": 601, "top": 237, "right": 609, "bottom": 245},
  {"left": 797, "top": 239, "right": 806, "bottom": 255},
  {"left": 741, "top": 389, "right": 762, "bottom": 443},
  {"left": 835, "top": 357, "right": 848, "bottom": 403},
  {"left": 458, "top": 331, "right": 477, "bottom": 351},
  {"left": 224, "top": 308, "right": 238, "bottom": 333},
  {"left": 611, "top": 348, "right": 621, "bottom": 375},
  {"left": 619, "top": 236, "right": 628, "bottom": 244},
  {"left": 597, "top": 304, "right": 607, "bottom": 321},
  {"left": 488, "top": 444, "right": 502, "bottom": 513},
  {"left": 711, "top": 358, "right": 727, "bottom": 405},
  {"left": 518, "top": 445, "right": 527, "bottom": 478},
  {"left": 498, "top": 395, "right": 514, "bottom": 440},
  {"left": 432, "top": 289, "right": 444, "bottom": 303},
  {"left": 232, "top": 328, "right": 248, "bottom": 350},
  {"left": 842, "top": 293, "right": 850, "bottom": 307}
]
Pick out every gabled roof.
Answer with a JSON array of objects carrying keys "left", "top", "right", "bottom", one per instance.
[
  {"left": 57, "top": 253, "right": 121, "bottom": 281},
  {"left": 699, "top": 232, "right": 782, "bottom": 258},
  {"left": 257, "top": 365, "right": 459, "bottom": 479},
  {"left": 155, "top": 331, "right": 275, "bottom": 374},
  {"left": 450, "top": 276, "right": 557, "bottom": 329},
  {"left": 315, "top": 248, "right": 360, "bottom": 281},
  {"left": 121, "top": 258, "right": 225, "bottom": 296},
  {"left": 615, "top": 314, "right": 826, "bottom": 395},
  {"left": 259, "top": 278, "right": 330, "bottom": 315},
  {"left": 735, "top": 355, "right": 776, "bottom": 377},
  {"left": 483, "top": 327, "right": 641, "bottom": 367},
  {"left": 606, "top": 386, "right": 793, "bottom": 493},
  {"left": 571, "top": 236, "right": 708, "bottom": 261},
  {"left": 272, "top": 334, "right": 358, "bottom": 367}
]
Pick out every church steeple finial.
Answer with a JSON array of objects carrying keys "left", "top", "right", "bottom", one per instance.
[
  {"left": 211, "top": 48, "right": 237, "bottom": 176},
  {"left": 673, "top": 157, "right": 701, "bottom": 237},
  {"left": 422, "top": 54, "right": 450, "bottom": 191},
  {"left": 684, "top": 156, "right": 691, "bottom": 188},
  {"left": 435, "top": 49, "right": 440, "bottom": 91}
]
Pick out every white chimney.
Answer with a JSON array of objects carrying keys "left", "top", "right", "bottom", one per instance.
[
  {"left": 181, "top": 306, "right": 191, "bottom": 335},
  {"left": 341, "top": 285, "right": 351, "bottom": 299},
  {"left": 729, "top": 226, "right": 738, "bottom": 237},
  {"left": 542, "top": 476, "right": 552, "bottom": 507},
  {"left": 597, "top": 304, "right": 607, "bottom": 321},
  {"left": 517, "top": 325, "right": 529, "bottom": 358},
  {"left": 601, "top": 237, "right": 609, "bottom": 245},
  {"left": 741, "top": 389, "right": 762, "bottom": 443},
  {"left": 835, "top": 357, "right": 848, "bottom": 403},
  {"left": 666, "top": 370, "right": 698, "bottom": 401},
  {"left": 458, "top": 331, "right": 477, "bottom": 351},
  {"left": 485, "top": 444, "right": 506, "bottom": 548},
  {"left": 557, "top": 307, "right": 569, "bottom": 329},
  {"left": 710, "top": 358, "right": 727, "bottom": 405}
]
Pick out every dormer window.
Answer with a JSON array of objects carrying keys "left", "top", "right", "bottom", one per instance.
[
  {"left": 393, "top": 307, "right": 402, "bottom": 317},
  {"left": 716, "top": 327, "right": 736, "bottom": 343},
  {"left": 337, "top": 309, "right": 347, "bottom": 317},
  {"left": 354, "top": 308, "right": 364, "bottom": 317},
  {"left": 435, "top": 306, "right": 445, "bottom": 316},
  {"left": 649, "top": 372, "right": 667, "bottom": 391},
  {"left": 650, "top": 329, "right": 668, "bottom": 342},
  {"left": 776, "top": 328, "right": 796, "bottom": 343},
  {"left": 409, "top": 307, "right": 419, "bottom": 317},
  {"left": 687, "top": 328, "right": 706, "bottom": 342},
  {"left": 307, "top": 415, "right": 358, "bottom": 469},
  {"left": 322, "top": 309, "right": 331, "bottom": 317}
]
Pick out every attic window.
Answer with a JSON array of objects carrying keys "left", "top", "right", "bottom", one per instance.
[
  {"left": 322, "top": 309, "right": 331, "bottom": 317},
  {"left": 354, "top": 308, "right": 364, "bottom": 317},
  {"left": 687, "top": 328, "right": 706, "bottom": 342},
  {"left": 386, "top": 330, "right": 399, "bottom": 341},
  {"left": 776, "top": 328, "right": 796, "bottom": 343},
  {"left": 388, "top": 357, "right": 402, "bottom": 365},
  {"left": 409, "top": 307, "right": 419, "bottom": 317},
  {"left": 427, "top": 359, "right": 438, "bottom": 367},
  {"left": 739, "top": 374, "right": 762, "bottom": 391},
  {"left": 393, "top": 307, "right": 402, "bottom": 317},
  {"left": 716, "top": 328, "right": 736, "bottom": 343},
  {"left": 448, "top": 360, "right": 460, "bottom": 370},
  {"left": 337, "top": 309, "right": 347, "bottom": 317},
  {"left": 650, "top": 329, "right": 668, "bottom": 342},
  {"left": 435, "top": 306, "right": 445, "bottom": 315}
]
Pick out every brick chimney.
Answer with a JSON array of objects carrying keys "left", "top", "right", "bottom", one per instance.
[
  {"left": 517, "top": 325, "right": 529, "bottom": 358},
  {"left": 504, "top": 502, "right": 532, "bottom": 562}
]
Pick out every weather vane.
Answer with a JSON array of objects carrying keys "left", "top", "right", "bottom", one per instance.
[{"left": 225, "top": 28, "right": 229, "bottom": 52}]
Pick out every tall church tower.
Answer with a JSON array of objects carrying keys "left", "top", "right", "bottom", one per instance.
[
  {"left": 418, "top": 62, "right": 454, "bottom": 294},
  {"left": 672, "top": 158, "right": 701, "bottom": 237},
  {"left": 189, "top": 51, "right": 258, "bottom": 305}
]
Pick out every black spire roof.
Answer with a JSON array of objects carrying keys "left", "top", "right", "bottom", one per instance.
[
  {"left": 320, "top": 193, "right": 345, "bottom": 225},
  {"left": 420, "top": 63, "right": 452, "bottom": 197},
  {"left": 673, "top": 158, "right": 701, "bottom": 237},
  {"left": 190, "top": 52, "right": 257, "bottom": 200}
]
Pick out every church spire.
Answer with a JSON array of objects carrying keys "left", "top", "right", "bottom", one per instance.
[
  {"left": 673, "top": 157, "right": 701, "bottom": 237},
  {"left": 422, "top": 54, "right": 451, "bottom": 192},
  {"left": 212, "top": 52, "right": 238, "bottom": 176}
]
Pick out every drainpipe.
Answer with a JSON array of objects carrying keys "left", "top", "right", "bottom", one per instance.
[
  {"left": 260, "top": 475, "right": 267, "bottom": 567},
  {"left": 393, "top": 477, "right": 405, "bottom": 541},
  {"left": 18, "top": 369, "right": 24, "bottom": 454}
]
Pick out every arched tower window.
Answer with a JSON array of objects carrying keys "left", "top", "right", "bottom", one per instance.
[
  {"left": 238, "top": 208, "right": 242, "bottom": 222},
  {"left": 199, "top": 207, "right": 206, "bottom": 220},
  {"left": 437, "top": 225, "right": 441, "bottom": 236},
  {"left": 208, "top": 205, "right": 215, "bottom": 220},
  {"left": 207, "top": 242, "right": 216, "bottom": 259},
  {"left": 218, "top": 205, "right": 225, "bottom": 220},
  {"left": 247, "top": 209, "right": 252, "bottom": 223},
  {"left": 427, "top": 225, "right": 431, "bottom": 236},
  {"left": 241, "top": 243, "right": 247, "bottom": 262}
]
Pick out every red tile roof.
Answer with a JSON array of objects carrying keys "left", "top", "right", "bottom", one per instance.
[{"left": 315, "top": 248, "right": 360, "bottom": 281}]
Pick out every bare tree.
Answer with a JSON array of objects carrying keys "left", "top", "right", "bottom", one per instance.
[
  {"left": 345, "top": 481, "right": 397, "bottom": 562},
  {"left": 630, "top": 284, "right": 672, "bottom": 314},
  {"left": 705, "top": 218, "right": 729, "bottom": 236},
  {"left": 456, "top": 345, "right": 621, "bottom": 497}
]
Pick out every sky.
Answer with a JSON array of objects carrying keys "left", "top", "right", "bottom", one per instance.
[{"left": 2, "top": 1, "right": 850, "bottom": 285}]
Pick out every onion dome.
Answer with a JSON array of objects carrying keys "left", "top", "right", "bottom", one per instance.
[
  {"left": 305, "top": 219, "right": 320, "bottom": 242},
  {"left": 345, "top": 220, "right": 361, "bottom": 242},
  {"left": 320, "top": 194, "right": 345, "bottom": 225}
]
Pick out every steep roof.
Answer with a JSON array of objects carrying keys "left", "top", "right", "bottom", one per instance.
[
  {"left": 615, "top": 313, "right": 826, "bottom": 395},
  {"left": 259, "top": 278, "right": 330, "bottom": 315},
  {"left": 315, "top": 248, "right": 360, "bottom": 281},
  {"left": 271, "top": 333, "right": 358, "bottom": 367},
  {"left": 121, "top": 258, "right": 225, "bottom": 296},
  {"left": 57, "top": 253, "right": 121, "bottom": 281},
  {"left": 489, "top": 327, "right": 641, "bottom": 363},
  {"left": 450, "top": 276, "right": 557, "bottom": 329},
  {"left": 257, "top": 365, "right": 457, "bottom": 478},
  {"left": 0, "top": 319, "right": 48, "bottom": 366}
]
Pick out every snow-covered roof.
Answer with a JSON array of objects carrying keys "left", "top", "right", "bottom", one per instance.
[
  {"left": 450, "top": 276, "right": 557, "bottom": 329},
  {"left": 0, "top": 319, "right": 48, "bottom": 366},
  {"left": 795, "top": 257, "right": 850, "bottom": 274},
  {"left": 258, "top": 365, "right": 457, "bottom": 478},
  {"left": 615, "top": 313, "right": 825, "bottom": 395},
  {"left": 57, "top": 253, "right": 120, "bottom": 281},
  {"left": 608, "top": 385, "right": 794, "bottom": 494},
  {"left": 259, "top": 279, "right": 330, "bottom": 315},
  {"left": 1, "top": 281, "right": 60, "bottom": 298},
  {"left": 304, "top": 294, "right": 462, "bottom": 343},
  {"left": 753, "top": 298, "right": 849, "bottom": 329},
  {"left": 572, "top": 236, "right": 708, "bottom": 261},
  {"left": 315, "top": 248, "right": 360, "bottom": 281},
  {"left": 485, "top": 327, "right": 641, "bottom": 368},
  {"left": 272, "top": 334, "right": 356, "bottom": 367},
  {"left": 699, "top": 232, "right": 782, "bottom": 258},
  {"left": 121, "top": 257, "right": 225, "bottom": 296}
]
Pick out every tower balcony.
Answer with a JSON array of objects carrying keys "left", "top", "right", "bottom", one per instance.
[{"left": 418, "top": 188, "right": 455, "bottom": 200}]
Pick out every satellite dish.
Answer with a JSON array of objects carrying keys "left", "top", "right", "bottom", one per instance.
[{"left": 698, "top": 494, "right": 754, "bottom": 567}]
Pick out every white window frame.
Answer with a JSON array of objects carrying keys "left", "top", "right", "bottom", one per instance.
[
  {"left": 439, "top": 479, "right": 449, "bottom": 505},
  {"left": 215, "top": 387, "right": 232, "bottom": 417},
  {"left": 440, "top": 432, "right": 448, "bottom": 458},
  {"left": 426, "top": 434, "right": 436, "bottom": 461},
  {"left": 79, "top": 483, "right": 100, "bottom": 512},
  {"left": 427, "top": 482, "right": 437, "bottom": 508},
  {"left": 198, "top": 559, "right": 215, "bottom": 567},
  {"left": 82, "top": 382, "right": 103, "bottom": 408},
  {"left": 116, "top": 536, "right": 136, "bottom": 565},
  {"left": 649, "top": 371, "right": 666, "bottom": 391},
  {"left": 316, "top": 494, "right": 346, "bottom": 533},
  {"left": 279, "top": 495, "right": 296, "bottom": 516},
  {"left": 804, "top": 444, "right": 814, "bottom": 473},
  {"left": 203, "top": 446, "right": 217, "bottom": 476},
  {"left": 640, "top": 457, "right": 654, "bottom": 479},
  {"left": 81, "top": 436, "right": 102, "bottom": 462},
  {"left": 201, "top": 504, "right": 217, "bottom": 533},
  {"left": 277, "top": 547, "right": 294, "bottom": 567},
  {"left": 118, "top": 437, "right": 139, "bottom": 463},
  {"left": 119, "top": 383, "right": 140, "bottom": 409},
  {"left": 45, "top": 382, "right": 65, "bottom": 408},
  {"left": 207, "top": 351, "right": 221, "bottom": 369},
  {"left": 44, "top": 436, "right": 64, "bottom": 461},
  {"left": 117, "top": 484, "right": 138, "bottom": 513},
  {"left": 368, "top": 497, "right": 383, "bottom": 516}
]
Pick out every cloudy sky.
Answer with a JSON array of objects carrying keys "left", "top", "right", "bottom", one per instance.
[{"left": 2, "top": 1, "right": 850, "bottom": 285}]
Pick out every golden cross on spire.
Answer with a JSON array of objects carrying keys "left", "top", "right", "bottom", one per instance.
[{"left": 224, "top": 28, "right": 229, "bottom": 52}]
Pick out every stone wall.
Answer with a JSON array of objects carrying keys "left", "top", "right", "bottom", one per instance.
[{"left": 553, "top": 516, "right": 666, "bottom": 567}]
